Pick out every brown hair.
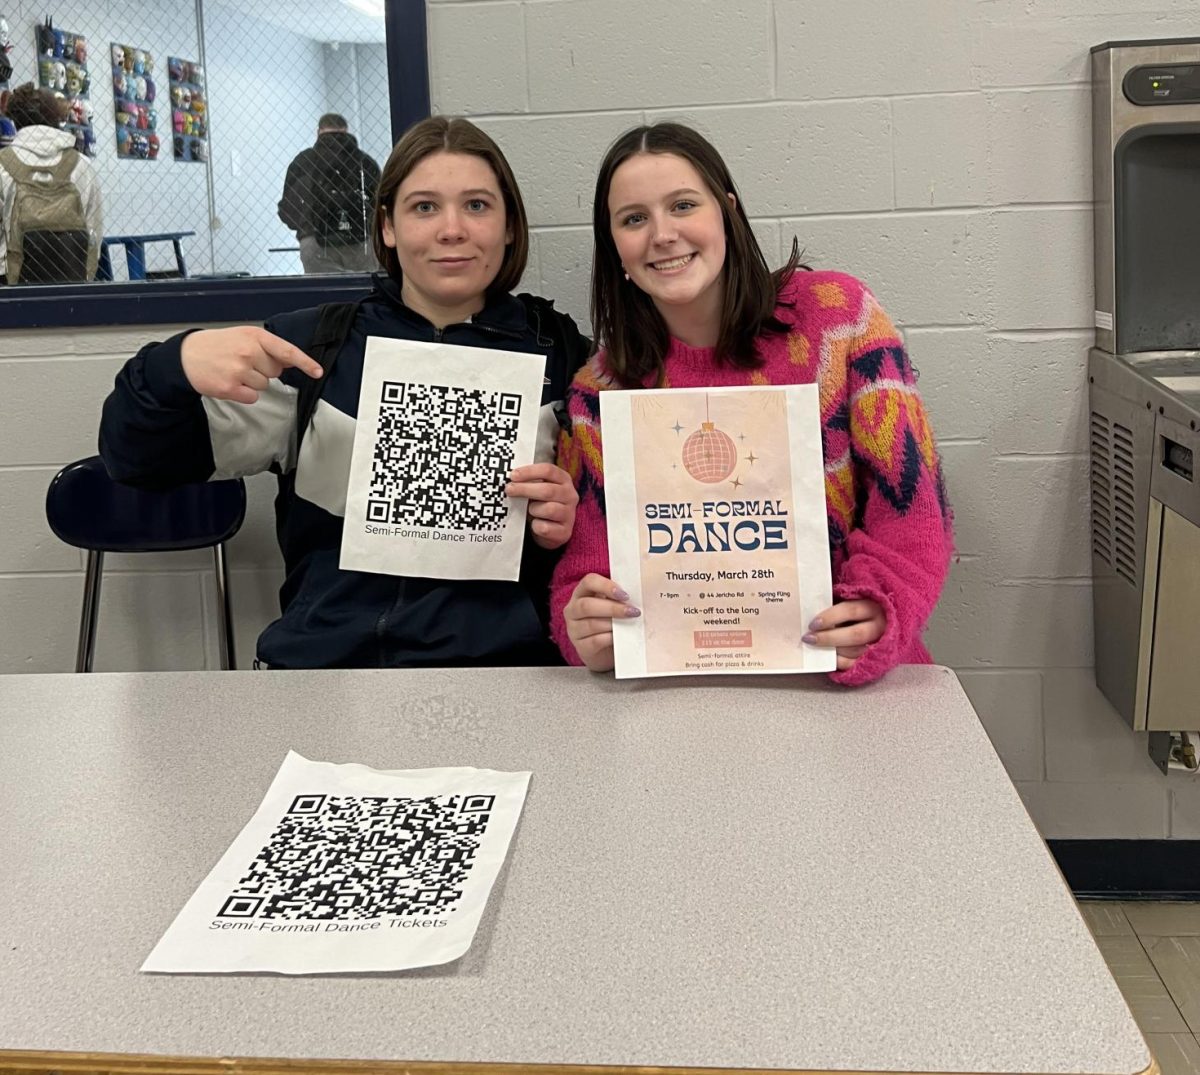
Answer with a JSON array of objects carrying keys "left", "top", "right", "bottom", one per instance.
[
  {"left": 371, "top": 115, "right": 529, "bottom": 296},
  {"left": 591, "top": 123, "right": 802, "bottom": 386},
  {"left": 6, "top": 82, "right": 68, "bottom": 130},
  {"left": 317, "top": 112, "right": 349, "bottom": 132}
]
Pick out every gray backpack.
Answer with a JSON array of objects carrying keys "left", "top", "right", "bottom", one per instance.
[{"left": 0, "top": 146, "right": 89, "bottom": 283}]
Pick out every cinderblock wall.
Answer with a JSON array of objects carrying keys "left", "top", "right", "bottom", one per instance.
[{"left": 2, "top": 0, "right": 1198, "bottom": 837}]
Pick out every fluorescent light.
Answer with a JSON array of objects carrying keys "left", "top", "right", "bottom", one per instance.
[{"left": 343, "top": 0, "right": 385, "bottom": 17}]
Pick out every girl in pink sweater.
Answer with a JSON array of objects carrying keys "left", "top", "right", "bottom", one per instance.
[{"left": 552, "top": 123, "right": 953, "bottom": 686}]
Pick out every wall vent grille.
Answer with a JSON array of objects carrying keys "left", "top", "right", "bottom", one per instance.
[
  {"left": 1089, "top": 411, "right": 1138, "bottom": 588},
  {"left": 1089, "top": 412, "right": 1113, "bottom": 566},
  {"left": 1112, "top": 421, "right": 1137, "bottom": 586}
]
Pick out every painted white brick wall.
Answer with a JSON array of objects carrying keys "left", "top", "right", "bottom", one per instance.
[
  {"left": 2, "top": 0, "right": 1198, "bottom": 837},
  {"left": 0, "top": 324, "right": 283, "bottom": 678}
]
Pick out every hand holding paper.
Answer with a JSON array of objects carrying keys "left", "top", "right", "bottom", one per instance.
[
  {"left": 804, "top": 599, "right": 887, "bottom": 671},
  {"left": 563, "top": 573, "right": 641, "bottom": 672},
  {"left": 506, "top": 463, "right": 579, "bottom": 550}
]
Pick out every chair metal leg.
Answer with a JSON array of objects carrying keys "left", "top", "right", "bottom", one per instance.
[
  {"left": 76, "top": 550, "right": 104, "bottom": 673},
  {"left": 213, "top": 542, "right": 236, "bottom": 670}
]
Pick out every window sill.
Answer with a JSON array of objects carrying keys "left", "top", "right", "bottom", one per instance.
[{"left": 0, "top": 274, "right": 377, "bottom": 330}]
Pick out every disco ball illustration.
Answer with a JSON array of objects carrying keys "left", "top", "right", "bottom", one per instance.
[{"left": 682, "top": 421, "right": 737, "bottom": 483}]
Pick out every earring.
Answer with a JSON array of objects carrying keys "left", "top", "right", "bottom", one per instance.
[{"left": 623, "top": 271, "right": 630, "bottom": 281}]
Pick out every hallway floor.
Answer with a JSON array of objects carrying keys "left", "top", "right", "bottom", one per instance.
[{"left": 1080, "top": 902, "right": 1200, "bottom": 1075}]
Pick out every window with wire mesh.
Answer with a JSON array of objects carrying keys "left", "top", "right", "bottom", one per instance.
[{"left": 0, "top": 0, "right": 392, "bottom": 285}]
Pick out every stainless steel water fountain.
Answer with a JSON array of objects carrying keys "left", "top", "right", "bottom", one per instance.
[{"left": 1088, "top": 39, "right": 1200, "bottom": 755}]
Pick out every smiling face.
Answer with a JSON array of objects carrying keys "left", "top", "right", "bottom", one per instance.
[
  {"left": 381, "top": 150, "right": 513, "bottom": 328},
  {"left": 607, "top": 151, "right": 730, "bottom": 345}
]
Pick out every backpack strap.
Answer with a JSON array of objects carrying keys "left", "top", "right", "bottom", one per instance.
[
  {"left": 516, "top": 293, "right": 592, "bottom": 436},
  {"left": 0, "top": 146, "right": 79, "bottom": 184},
  {"left": 294, "top": 300, "right": 362, "bottom": 458},
  {"left": 517, "top": 293, "right": 591, "bottom": 368}
]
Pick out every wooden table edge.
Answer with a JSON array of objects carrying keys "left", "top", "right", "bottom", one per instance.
[{"left": 0, "top": 1052, "right": 1163, "bottom": 1075}]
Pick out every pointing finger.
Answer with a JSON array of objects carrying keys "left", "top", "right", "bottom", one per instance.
[{"left": 255, "top": 330, "right": 324, "bottom": 378}]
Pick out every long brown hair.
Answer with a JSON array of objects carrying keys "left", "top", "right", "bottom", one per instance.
[
  {"left": 372, "top": 116, "right": 530, "bottom": 295},
  {"left": 592, "top": 123, "right": 801, "bottom": 386}
]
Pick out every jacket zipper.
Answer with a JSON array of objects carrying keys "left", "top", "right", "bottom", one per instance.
[
  {"left": 439, "top": 321, "right": 524, "bottom": 343},
  {"left": 374, "top": 318, "right": 522, "bottom": 663},
  {"left": 471, "top": 322, "right": 523, "bottom": 341},
  {"left": 376, "top": 577, "right": 407, "bottom": 667}
]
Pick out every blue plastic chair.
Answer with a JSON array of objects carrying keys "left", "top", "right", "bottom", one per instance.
[{"left": 45, "top": 457, "right": 247, "bottom": 672}]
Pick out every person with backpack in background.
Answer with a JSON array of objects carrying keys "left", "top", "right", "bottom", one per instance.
[
  {"left": 100, "top": 116, "right": 591, "bottom": 670},
  {"left": 278, "top": 112, "right": 381, "bottom": 275},
  {"left": 0, "top": 83, "right": 102, "bottom": 284}
]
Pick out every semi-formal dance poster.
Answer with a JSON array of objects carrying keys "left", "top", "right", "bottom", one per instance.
[{"left": 601, "top": 385, "right": 834, "bottom": 678}]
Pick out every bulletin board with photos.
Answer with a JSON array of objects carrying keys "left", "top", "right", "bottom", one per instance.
[
  {"left": 0, "top": 15, "right": 13, "bottom": 147},
  {"left": 110, "top": 40, "right": 160, "bottom": 159},
  {"left": 0, "top": 14, "right": 13, "bottom": 90},
  {"left": 168, "top": 55, "right": 207, "bottom": 163},
  {"left": 35, "top": 20, "right": 96, "bottom": 156}
]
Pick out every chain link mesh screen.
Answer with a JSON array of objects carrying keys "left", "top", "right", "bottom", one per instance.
[{"left": 0, "top": 0, "right": 392, "bottom": 284}]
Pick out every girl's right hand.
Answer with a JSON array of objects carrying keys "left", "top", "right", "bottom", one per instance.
[
  {"left": 180, "top": 327, "right": 324, "bottom": 404},
  {"left": 563, "top": 573, "right": 641, "bottom": 672}
]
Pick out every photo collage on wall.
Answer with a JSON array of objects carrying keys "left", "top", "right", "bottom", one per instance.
[
  {"left": 110, "top": 41, "right": 159, "bottom": 159},
  {"left": 0, "top": 14, "right": 12, "bottom": 90},
  {"left": 0, "top": 15, "right": 14, "bottom": 147},
  {"left": 168, "top": 56, "right": 206, "bottom": 162},
  {"left": 36, "top": 19, "right": 95, "bottom": 156}
]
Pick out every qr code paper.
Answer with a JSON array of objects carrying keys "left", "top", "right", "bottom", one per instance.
[
  {"left": 217, "top": 793, "right": 495, "bottom": 921},
  {"left": 366, "top": 382, "right": 521, "bottom": 531}
]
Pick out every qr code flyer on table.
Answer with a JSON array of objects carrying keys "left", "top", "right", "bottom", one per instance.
[
  {"left": 339, "top": 337, "right": 547, "bottom": 582},
  {"left": 141, "top": 752, "right": 531, "bottom": 974}
]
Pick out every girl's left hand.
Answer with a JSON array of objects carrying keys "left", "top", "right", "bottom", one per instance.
[
  {"left": 506, "top": 463, "right": 579, "bottom": 550},
  {"left": 803, "top": 599, "right": 886, "bottom": 671}
]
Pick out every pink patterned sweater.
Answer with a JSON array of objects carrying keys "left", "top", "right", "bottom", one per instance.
[{"left": 550, "top": 270, "right": 954, "bottom": 686}]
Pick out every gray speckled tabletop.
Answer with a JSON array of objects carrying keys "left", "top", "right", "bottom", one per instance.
[{"left": 0, "top": 666, "right": 1149, "bottom": 1074}]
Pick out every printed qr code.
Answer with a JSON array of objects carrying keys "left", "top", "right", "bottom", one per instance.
[
  {"left": 366, "top": 382, "right": 522, "bottom": 531},
  {"left": 216, "top": 793, "right": 495, "bottom": 921}
]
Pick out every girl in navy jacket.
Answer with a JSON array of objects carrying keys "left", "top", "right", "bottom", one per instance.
[{"left": 100, "top": 117, "right": 589, "bottom": 669}]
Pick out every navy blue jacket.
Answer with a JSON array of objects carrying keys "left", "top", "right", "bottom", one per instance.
[{"left": 99, "top": 275, "right": 589, "bottom": 668}]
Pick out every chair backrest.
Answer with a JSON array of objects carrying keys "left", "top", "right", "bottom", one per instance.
[{"left": 46, "top": 456, "right": 247, "bottom": 553}]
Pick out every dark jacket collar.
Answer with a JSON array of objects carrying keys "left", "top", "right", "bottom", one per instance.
[
  {"left": 315, "top": 130, "right": 360, "bottom": 152},
  {"left": 368, "top": 273, "right": 527, "bottom": 338}
]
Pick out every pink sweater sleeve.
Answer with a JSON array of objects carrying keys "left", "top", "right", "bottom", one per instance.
[
  {"left": 549, "top": 379, "right": 610, "bottom": 665},
  {"left": 828, "top": 299, "right": 954, "bottom": 687}
]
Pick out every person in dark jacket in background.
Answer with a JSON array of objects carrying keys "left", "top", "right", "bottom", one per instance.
[
  {"left": 101, "top": 116, "right": 590, "bottom": 669},
  {"left": 278, "top": 112, "right": 381, "bottom": 274}
]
